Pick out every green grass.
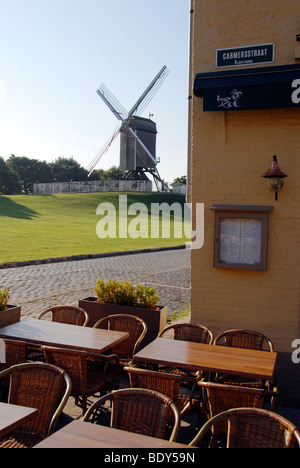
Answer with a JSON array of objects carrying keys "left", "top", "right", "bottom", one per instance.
[{"left": 0, "top": 192, "right": 189, "bottom": 264}]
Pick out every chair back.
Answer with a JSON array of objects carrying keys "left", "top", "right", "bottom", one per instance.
[
  {"left": 0, "top": 339, "right": 27, "bottom": 371},
  {"left": 159, "top": 323, "right": 214, "bottom": 344},
  {"left": 125, "top": 366, "right": 181, "bottom": 403},
  {"left": 42, "top": 346, "right": 88, "bottom": 395},
  {"left": 82, "top": 387, "right": 180, "bottom": 442},
  {"left": 93, "top": 314, "right": 147, "bottom": 362},
  {"left": 190, "top": 407, "right": 300, "bottom": 448},
  {"left": 38, "top": 305, "right": 89, "bottom": 327},
  {"left": 0, "top": 362, "right": 72, "bottom": 437},
  {"left": 214, "top": 329, "right": 274, "bottom": 351},
  {"left": 198, "top": 381, "right": 278, "bottom": 438}
]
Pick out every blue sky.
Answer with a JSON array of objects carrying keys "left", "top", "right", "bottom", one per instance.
[{"left": 0, "top": 0, "right": 190, "bottom": 183}]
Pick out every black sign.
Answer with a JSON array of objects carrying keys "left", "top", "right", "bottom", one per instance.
[
  {"left": 203, "top": 80, "right": 300, "bottom": 111},
  {"left": 194, "top": 64, "right": 300, "bottom": 112},
  {"left": 216, "top": 44, "right": 274, "bottom": 68}
]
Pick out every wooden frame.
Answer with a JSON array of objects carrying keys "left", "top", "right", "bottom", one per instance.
[{"left": 211, "top": 205, "right": 273, "bottom": 271}]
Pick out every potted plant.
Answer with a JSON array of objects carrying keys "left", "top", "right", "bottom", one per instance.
[
  {"left": 79, "top": 279, "right": 167, "bottom": 347},
  {"left": 0, "top": 287, "right": 21, "bottom": 328}
]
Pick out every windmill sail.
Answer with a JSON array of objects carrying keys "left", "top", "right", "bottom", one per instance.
[
  {"left": 128, "top": 65, "right": 170, "bottom": 118},
  {"left": 96, "top": 83, "right": 128, "bottom": 121},
  {"left": 87, "top": 124, "right": 122, "bottom": 176}
]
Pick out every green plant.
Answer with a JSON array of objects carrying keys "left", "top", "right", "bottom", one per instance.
[
  {"left": 94, "top": 279, "right": 159, "bottom": 310},
  {"left": 0, "top": 287, "right": 10, "bottom": 311}
]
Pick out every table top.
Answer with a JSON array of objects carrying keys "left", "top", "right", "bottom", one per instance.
[
  {"left": 0, "top": 318, "right": 129, "bottom": 354},
  {"left": 0, "top": 402, "right": 38, "bottom": 438},
  {"left": 133, "top": 338, "right": 277, "bottom": 381},
  {"left": 34, "top": 420, "right": 191, "bottom": 448}
]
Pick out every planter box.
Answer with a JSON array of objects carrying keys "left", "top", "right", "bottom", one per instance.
[
  {"left": 78, "top": 297, "right": 167, "bottom": 348},
  {"left": 0, "top": 305, "right": 21, "bottom": 328}
]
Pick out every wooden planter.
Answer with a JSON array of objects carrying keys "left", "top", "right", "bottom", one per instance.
[
  {"left": 78, "top": 297, "right": 167, "bottom": 348},
  {"left": 0, "top": 305, "right": 21, "bottom": 328}
]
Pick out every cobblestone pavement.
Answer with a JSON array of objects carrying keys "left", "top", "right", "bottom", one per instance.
[{"left": 0, "top": 247, "right": 191, "bottom": 320}]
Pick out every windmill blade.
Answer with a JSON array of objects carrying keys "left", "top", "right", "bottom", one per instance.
[
  {"left": 97, "top": 83, "right": 128, "bottom": 121},
  {"left": 87, "top": 124, "right": 122, "bottom": 176},
  {"left": 127, "top": 65, "right": 170, "bottom": 119},
  {"left": 127, "top": 126, "right": 157, "bottom": 167}
]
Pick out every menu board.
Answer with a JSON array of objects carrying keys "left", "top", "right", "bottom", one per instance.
[{"left": 219, "top": 217, "right": 262, "bottom": 265}]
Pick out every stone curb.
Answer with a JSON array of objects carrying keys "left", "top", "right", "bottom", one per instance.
[{"left": 0, "top": 245, "right": 187, "bottom": 270}]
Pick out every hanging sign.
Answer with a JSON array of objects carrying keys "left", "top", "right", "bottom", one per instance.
[{"left": 216, "top": 43, "right": 274, "bottom": 68}]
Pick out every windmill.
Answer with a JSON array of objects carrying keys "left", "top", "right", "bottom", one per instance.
[{"left": 86, "top": 65, "right": 169, "bottom": 190}]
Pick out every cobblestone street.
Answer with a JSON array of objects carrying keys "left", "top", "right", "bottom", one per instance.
[{"left": 0, "top": 247, "right": 191, "bottom": 320}]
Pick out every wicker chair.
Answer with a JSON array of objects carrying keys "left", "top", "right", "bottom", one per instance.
[
  {"left": 198, "top": 381, "right": 279, "bottom": 447},
  {"left": 0, "top": 339, "right": 27, "bottom": 372},
  {"left": 159, "top": 323, "right": 214, "bottom": 344},
  {"left": 82, "top": 387, "right": 180, "bottom": 442},
  {"left": 38, "top": 305, "right": 89, "bottom": 326},
  {"left": 42, "top": 346, "right": 120, "bottom": 414},
  {"left": 0, "top": 362, "right": 72, "bottom": 448},
  {"left": 189, "top": 407, "right": 300, "bottom": 448},
  {"left": 93, "top": 314, "right": 147, "bottom": 366},
  {"left": 0, "top": 340, "right": 27, "bottom": 401},
  {"left": 125, "top": 365, "right": 194, "bottom": 417},
  {"left": 213, "top": 329, "right": 275, "bottom": 388},
  {"left": 158, "top": 323, "right": 214, "bottom": 386},
  {"left": 28, "top": 305, "right": 90, "bottom": 362}
]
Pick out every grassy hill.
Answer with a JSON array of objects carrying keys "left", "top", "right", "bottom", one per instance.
[{"left": 0, "top": 192, "right": 189, "bottom": 264}]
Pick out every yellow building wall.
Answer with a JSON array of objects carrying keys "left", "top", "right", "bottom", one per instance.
[{"left": 190, "top": 0, "right": 300, "bottom": 403}]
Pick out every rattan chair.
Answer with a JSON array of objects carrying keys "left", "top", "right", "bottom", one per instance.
[
  {"left": 158, "top": 323, "right": 214, "bottom": 344},
  {"left": 28, "top": 305, "right": 90, "bottom": 362},
  {"left": 198, "top": 380, "right": 279, "bottom": 447},
  {"left": 213, "top": 329, "right": 275, "bottom": 388},
  {"left": 42, "top": 346, "right": 120, "bottom": 414},
  {"left": 0, "top": 339, "right": 27, "bottom": 372},
  {"left": 125, "top": 365, "right": 194, "bottom": 417},
  {"left": 158, "top": 323, "right": 214, "bottom": 386},
  {"left": 0, "top": 362, "right": 72, "bottom": 448},
  {"left": 38, "top": 305, "right": 89, "bottom": 326},
  {"left": 82, "top": 387, "right": 180, "bottom": 442},
  {"left": 93, "top": 314, "right": 147, "bottom": 366},
  {"left": 0, "top": 339, "right": 27, "bottom": 401},
  {"left": 189, "top": 407, "right": 300, "bottom": 448}
]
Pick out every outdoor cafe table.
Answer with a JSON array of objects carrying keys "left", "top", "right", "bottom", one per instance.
[
  {"left": 133, "top": 337, "right": 277, "bottom": 382},
  {"left": 0, "top": 402, "right": 38, "bottom": 438},
  {"left": 0, "top": 318, "right": 129, "bottom": 354},
  {"left": 34, "top": 420, "right": 191, "bottom": 448}
]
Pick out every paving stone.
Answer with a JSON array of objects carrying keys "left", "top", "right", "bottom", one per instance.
[{"left": 0, "top": 248, "right": 191, "bottom": 320}]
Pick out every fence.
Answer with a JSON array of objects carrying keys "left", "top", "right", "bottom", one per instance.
[{"left": 33, "top": 179, "right": 153, "bottom": 195}]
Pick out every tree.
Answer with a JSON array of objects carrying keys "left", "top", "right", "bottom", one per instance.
[
  {"left": 50, "top": 157, "right": 89, "bottom": 182},
  {"left": 0, "top": 157, "right": 22, "bottom": 194},
  {"left": 92, "top": 165, "right": 126, "bottom": 180},
  {"left": 172, "top": 175, "right": 187, "bottom": 185},
  {"left": 7, "top": 155, "right": 53, "bottom": 194}
]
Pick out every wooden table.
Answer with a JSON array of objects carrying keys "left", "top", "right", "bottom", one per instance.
[
  {"left": 133, "top": 338, "right": 277, "bottom": 381},
  {"left": 0, "top": 318, "right": 129, "bottom": 354},
  {"left": 0, "top": 402, "right": 38, "bottom": 438},
  {"left": 34, "top": 420, "right": 191, "bottom": 448}
]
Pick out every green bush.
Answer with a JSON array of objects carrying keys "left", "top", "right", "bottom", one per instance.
[
  {"left": 0, "top": 287, "right": 10, "bottom": 311},
  {"left": 94, "top": 279, "right": 159, "bottom": 310}
]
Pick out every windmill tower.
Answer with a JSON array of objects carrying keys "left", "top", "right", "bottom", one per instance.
[{"left": 86, "top": 65, "right": 169, "bottom": 190}]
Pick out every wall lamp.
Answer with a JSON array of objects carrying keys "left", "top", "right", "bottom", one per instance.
[{"left": 262, "top": 155, "right": 287, "bottom": 200}]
